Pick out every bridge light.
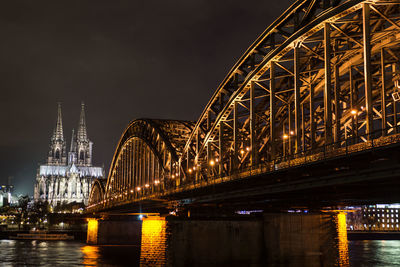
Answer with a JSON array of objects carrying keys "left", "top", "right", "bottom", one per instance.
[
  {"left": 246, "top": 146, "right": 250, "bottom": 151},
  {"left": 145, "top": 184, "right": 150, "bottom": 188},
  {"left": 136, "top": 187, "right": 141, "bottom": 191},
  {"left": 351, "top": 109, "right": 357, "bottom": 115},
  {"left": 172, "top": 174, "right": 175, "bottom": 178},
  {"left": 154, "top": 180, "right": 160, "bottom": 185},
  {"left": 283, "top": 134, "right": 289, "bottom": 139},
  {"left": 290, "top": 131, "right": 294, "bottom": 135},
  {"left": 215, "top": 158, "right": 219, "bottom": 163},
  {"left": 188, "top": 168, "right": 192, "bottom": 173},
  {"left": 193, "top": 166, "right": 196, "bottom": 171},
  {"left": 130, "top": 190, "right": 134, "bottom": 193},
  {"left": 209, "top": 160, "right": 215, "bottom": 166},
  {"left": 240, "top": 149, "right": 245, "bottom": 154}
]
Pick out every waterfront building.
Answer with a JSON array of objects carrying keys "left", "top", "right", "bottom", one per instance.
[
  {"left": 346, "top": 204, "right": 400, "bottom": 231},
  {"left": 34, "top": 103, "right": 103, "bottom": 207}
]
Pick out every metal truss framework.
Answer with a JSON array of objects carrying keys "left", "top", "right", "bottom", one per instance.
[{"left": 89, "top": 0, "right": 400, "bottom": 211}]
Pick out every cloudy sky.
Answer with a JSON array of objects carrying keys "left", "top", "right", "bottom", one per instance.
[{"left": 0, "top": 0, "right": 292, "bottom": 195}]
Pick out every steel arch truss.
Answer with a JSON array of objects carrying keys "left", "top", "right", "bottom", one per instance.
[
  {"left": 89, "top": 119, "right": 194, "bottom": 210},
  {"left": 89, "top": 0, "right": 400, "bottom": 211},
  {"left": 88, "top": 179, "right": 105, "bottom": 207},
  {"left": 180, "top": 0, "right": 400, "bottom": 182}
]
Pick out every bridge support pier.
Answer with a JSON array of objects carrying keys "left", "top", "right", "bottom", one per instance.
[
  {"left": 86, "top": 217, "right": 142, "bottom": 245},
  {"left": 87, "top": 212, "right": 348, "bottom": 266}
]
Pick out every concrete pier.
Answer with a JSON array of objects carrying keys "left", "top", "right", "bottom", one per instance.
[{"left": 87, "top": 212, "right": 349, "bottom": 266}]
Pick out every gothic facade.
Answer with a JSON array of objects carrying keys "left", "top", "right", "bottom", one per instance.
[{"left": 34, "top": 103, "right": 103, "bottom": 207}]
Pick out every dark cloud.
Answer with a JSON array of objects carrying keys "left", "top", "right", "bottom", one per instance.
[{"left": 0, "top": 0, "right": 292, "bottom": 195}]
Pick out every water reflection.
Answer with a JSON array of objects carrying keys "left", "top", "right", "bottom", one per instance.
[
  {"left": 0, "top": 238, "right": 398, "bottom": 266},
  {"left": 337, "top": 212, "right": 350, "bottom": 266},
  {"left": 349, "top": 240, "right": 400, "bottom": 266},
  {"left": 81, "top": 245, "right": 100, "bottom": 266}
]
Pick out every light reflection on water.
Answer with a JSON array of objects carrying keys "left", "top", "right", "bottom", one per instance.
[
  {"left": 349, "top": 240, "right": 400, "bottom": 266},
  {"left": 0, "top": 239, "right": 140, "bottom": 266},
  {"left": 0, "top": 238, "right": 399, "bottom": 266}
]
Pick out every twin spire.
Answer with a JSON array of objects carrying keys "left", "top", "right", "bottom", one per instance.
[
  {"left": 52, "top": 102, "right": 88, "bottom": 144},
  {"left": 52, "top": 103, "right": 64, "bottom": 142},
  {"left": 77, "top": 102, "right": 88, "bottom": 142}
]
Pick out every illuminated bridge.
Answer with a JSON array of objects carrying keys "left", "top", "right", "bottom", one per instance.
[{"left": 88, "top": 0, "right": 400, "bottom": 214}]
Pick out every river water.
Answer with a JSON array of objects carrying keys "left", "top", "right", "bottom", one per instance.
[{"left": 0, "top": 239, "right": 399, "bottom": 266}]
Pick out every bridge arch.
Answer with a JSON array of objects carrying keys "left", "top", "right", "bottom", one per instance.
[
  {"left": 88, "top": 0, "right": 400, "bottom": 211},
  {"left": 88, "top": 179, "right": 105, "bottom": 207},
  {"left": 89, "top": 119, "right": 194, "bottom": 209},
  {"left": 179, "top": 0, "right": 400, "bottom": 183}
]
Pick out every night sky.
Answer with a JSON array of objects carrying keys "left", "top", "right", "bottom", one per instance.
[{"left": 0, "top": 0, "right": 292, "bottom": 195}]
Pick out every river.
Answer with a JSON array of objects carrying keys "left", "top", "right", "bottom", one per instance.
[{"left": 0, "top": 239, "right": 399, "bottom": 266}]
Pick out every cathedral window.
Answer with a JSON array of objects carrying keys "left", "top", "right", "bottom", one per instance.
[
  {"left": 80, "top": 151, "right": 84, "bottom": 161},
  {"left": 55, "top": 149, "right": 60, "bottom": 159}
]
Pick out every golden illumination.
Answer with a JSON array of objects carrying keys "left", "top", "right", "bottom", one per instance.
[
  {"left": 337, "top": 212, "right": 349, "bottom": 266},
  {"left": 81, "top": 245, "right": 100, "bottom": 266},
  {"left": 188, "top": 168, "right": 192, "bottom": 173},
  {"left": 140, "top": 217, "right": 167, "bottom": 266},
  {"left": 130, "top": 190, "right": 134, "bottom": 193},
  {"left": 172, "top": 174, "right": 175, "bottom": 178},
  {"left": 351, "top": 109, "right": 357, "bottom": 115},
  {"left": 209, "top": 160, "right": 215, "bottom": 166},
  {"left": 240, "top": 149, "right": 245, "bottom": 154},
  {"left": 290, "top": 130, "right": 294, "bottom": 135},
  {"left": 246, "top": 146, "right": 250, "bottom": 151},
  {"left": 215, "top": 158, "right": 219, "bottom": 162},
  {"left": 136, "top": 187, "right": 141, "bottom": 191},
  {"left": 154, "top": 180, "right": 160, "bottom": 184},
  {"left": 283, "top": 134, "right": 289, "bottom": 139},
  {"left": 145, "top": 184, "right": 149, "bottom": 188},
  {"left": 86, "top": 218, "right": 98, "bottom": 244}
]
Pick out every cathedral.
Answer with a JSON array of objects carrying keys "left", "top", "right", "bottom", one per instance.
[{"left": 34, "top": 103, "right": 104, "bottom": 207}]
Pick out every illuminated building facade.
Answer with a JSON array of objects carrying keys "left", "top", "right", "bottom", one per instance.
[
  {"left": 347, "top": 204, "right": 400, "bottom": 231},
  {"left": 34, "top": 103, "right": 103, "bottom": 207}
]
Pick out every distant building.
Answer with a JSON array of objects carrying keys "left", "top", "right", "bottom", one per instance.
[
  {"left": 347, "top": 204, "right": 400, "bottom": 231},
  {"left": 0, "top": 184, "right": 15, "bottom": 207},
  {"left": 34, "top": 103, "right": 103, "bottom": 207}
]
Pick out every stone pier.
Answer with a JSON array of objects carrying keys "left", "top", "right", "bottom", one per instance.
[{"left": 87, "top": 212, "right": 349, "bottom": 266}]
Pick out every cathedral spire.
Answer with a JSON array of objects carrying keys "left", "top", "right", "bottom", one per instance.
[
  {"left": 48, "top": 102, "right": 67, "bottom": 165},
  {"left": 77, "top": 102, "right": 88, "bottom": 141},
  {"left": 52, "top": 102, "right": 64, "bottom": 141},
  {"left": 70, "top": 128, "right": 76, "bottom": 152}
]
